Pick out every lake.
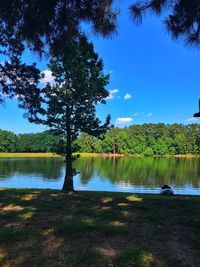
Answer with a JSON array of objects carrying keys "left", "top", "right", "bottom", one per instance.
[{"left": 0, "top": 157, "right": 200, "bottom": 195}]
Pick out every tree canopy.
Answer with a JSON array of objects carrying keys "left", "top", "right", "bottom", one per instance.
[
  {"left": 29, "top": 35, "right": 110, "bottom": 137},
  {"left": 131, "top": 0, "right": 200, "bottom": 48},
  {"left": 1, "top": 0, "right": 200, "bottom": 58},
  {"left": 0, "top": 0, "right": 117, "bottom": 55},
  {"left": 0, "top": 0, "right": 118, "bottom": 110}
]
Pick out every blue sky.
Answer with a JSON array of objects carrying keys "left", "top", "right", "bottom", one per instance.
[{"left": 0, "top": 2, "right": 200, "bottom": 134}]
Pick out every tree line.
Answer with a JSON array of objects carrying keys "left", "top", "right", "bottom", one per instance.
[
  {"left": 1, "top": 123, "right": 200, "bottom": 155},
  {"left": 0, "top": 130, "right": 60, "bottom": 153}
]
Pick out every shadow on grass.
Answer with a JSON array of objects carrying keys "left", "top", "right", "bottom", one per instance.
[{"left": 0, "top": 189, "right": 200, "bottom": 266}]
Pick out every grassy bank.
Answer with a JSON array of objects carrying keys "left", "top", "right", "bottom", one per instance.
[
  {"left": 0, "top": 152, "right": 125, "bottom": 158},
  {"left": 0, "top": 152, "right": 199, "bottom": 158},
  {"left": 0, "top": 189, "right": 200, "bottom": 266},
  {"left": 0, "top": 153, "right": 61, "bottom": 158}
]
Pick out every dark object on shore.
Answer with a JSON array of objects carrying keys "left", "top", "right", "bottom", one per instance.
[
  {"left": 161, "top": 185, "right": 171, "bottom": 190},
  {"left": 193, "top": 99, "right": 200, "bottom": 117},
  {"left": 160, "top": 185, "right": 174, "bottom": 195}
]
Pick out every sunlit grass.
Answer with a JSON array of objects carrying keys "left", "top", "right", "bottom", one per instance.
[
  {"left": 127, "top": 194, "right": 143, "bottom": 202},
  {"left": 18, "top": 210, "right": 35, "bottom": 220},
  {"left": 100, "top": 197, "right": 113, "bottom": 203},
  {"left": 0, "top": 152, "right": 125, "bottom": 158},
  {"left": 0, "top": 152, "right": 199, "bottom": 159},
  {"left": 1, "top": 204, "right": 24, "bottom": 212},
  {"left": 75, "top": 153, "right": 125, "bottom": 157},
  {"left": 114, "top": 246, "right": 154, "bottom": 267},
  {"left": 21, "top": 194, "right": 36, "bottom": 201},
  {"left": 0, "top": 153, "right": 61, "bottom": 158}
]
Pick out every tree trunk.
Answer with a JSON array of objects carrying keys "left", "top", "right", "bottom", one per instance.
[
  {"left": 62, "top": 115, "right": 74, "bottom": 191},
  {"left": 62, "top": 174, "right": 74, "bottom": 191},
  {"left": 62, "top": 155, "right": 74, "bottom": 191}
]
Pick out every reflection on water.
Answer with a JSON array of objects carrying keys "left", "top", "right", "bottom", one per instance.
[{"left": 0, "top": 157, "right": 200, "bottom": 195}]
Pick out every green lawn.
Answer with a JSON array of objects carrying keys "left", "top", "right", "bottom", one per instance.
[
  {"left": 0, "top": 152, "right": 199, "bottom": 158},
  {"left": 0, "top": 153, "right": 61, "bottom": 158},
  {"left": 0, "top": 152, "right": 98, "bottom": 158},
  {"left": 0, "top": 152, "right": 124, "bottom": 158},
  {"left": 0, "top": 189, "right": 200, "bottom": 266}
]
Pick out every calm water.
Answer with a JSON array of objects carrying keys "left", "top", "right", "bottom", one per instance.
[{"left": 0, "top": 157, "right": 200, "bottom": 195}]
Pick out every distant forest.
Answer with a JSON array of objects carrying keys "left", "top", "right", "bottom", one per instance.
[{"left": 0, "top": 123, "right": 200, "bottom": 155}]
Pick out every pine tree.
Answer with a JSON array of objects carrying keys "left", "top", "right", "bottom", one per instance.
[
  {"left": 131, "top": 0, "right": 200, "bottom": 47},
  {"left": 0, "top": 1, "right": 118, "bottom": 108},
  {"left": 29, "top": 35, "right": 111, "bottom": 191}
]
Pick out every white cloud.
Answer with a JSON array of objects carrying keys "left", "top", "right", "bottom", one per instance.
[
  {"left": 124, "top": 93, "right": 132, "bottom": 100},
  {"left": 110, "top": 89, "right": 119, "bottom": 94},
  {"left": 132, "top": 112, "right": 153, "bottom": 117},
  {"left": 115, "top": 118, "right": 133, "bottom": 125},
  {"left": 186, "top": 117, "right": 198, "bottom": 122},
  {"left": 107, "top": 89, "right": 119, "bottom": 100},
  {"left": 40, "top": 70, "right": 55, "bottom": 85}
]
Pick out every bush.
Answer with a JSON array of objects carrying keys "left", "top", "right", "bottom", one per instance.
[{"left": 143, "top": 147, "right": 154, "bottom": 157}]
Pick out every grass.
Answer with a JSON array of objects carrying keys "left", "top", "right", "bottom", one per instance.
[
  {"left": 0, "top": 225, "right": 37, "bottom": 241},
  {"left": 0, "top": 152, "right": 124, "bottom": 158},
  {"left": 0, "top": 153, "right": 61, "bottom": 158},
  {"left": 114, "top": 246, "right": 154, "bottom": 267},
  {"left": 0, "top": 189, "right": 200, "bottom": 266},
  {"left": 0, "top": 152, "right": 199, "bottom": 158}
]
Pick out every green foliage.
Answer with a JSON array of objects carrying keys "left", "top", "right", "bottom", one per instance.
[
  {"left": 28, "top": 35, "right": 110, "bottom": 190},
  {"left": 0, "top": 129, "right": 17, "bottom": 152},
  {"left": 143, "top": 147, "right": 154, "bottom": 157},
  {"left": 0, "top": 1, "right": 117, "bottom": 108},
  {"left": 74, "top": 133, "right": 99, "bottom": 153},
  {"left": 0, "top": 57, "right": 42, "bottom": 117},
  {"left": 1, "top": 0, "right": 200, "bottom": 114},
  {"left": 0, "top": 1, "right": 117, "bottom": 57},
  {"left": 78, "top": 123, "right": 200, "bottom": 155},
  {"left": 0, "top": 129, "right": 60, "bottom": 153},
  {"left": 29, "top": 35, "right": 110, "bottom": 152},
  {"left": 0, "top": 123, "right": 200, "bottom": 155},
  {"left": 16, "top": 131, "right": 59, "bottom": 153}
]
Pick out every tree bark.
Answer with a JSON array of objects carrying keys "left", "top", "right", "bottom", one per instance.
[
  {"left": 62, "top": 113, "right": 74, "bottom": 191},
  {"left": 62, "top": 154, "right": 74, "bottom": 191}
]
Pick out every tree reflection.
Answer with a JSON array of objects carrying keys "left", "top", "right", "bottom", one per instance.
[
  {"left": 0, "top": 158, "right": 63, "bottom": 181},
  {"left": 75, "top": 157, "right": 200, "bottom": 188},
  {"left": 0, "top": 157, "right": 200, "bottom": 190}
]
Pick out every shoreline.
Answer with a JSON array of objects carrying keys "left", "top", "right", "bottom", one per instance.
[
  {"left": 1, "top": 187, "right": 200, "bottom": 198},
  {"left": 0, "top": 152, "right": 199, "bottom": 158}
]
